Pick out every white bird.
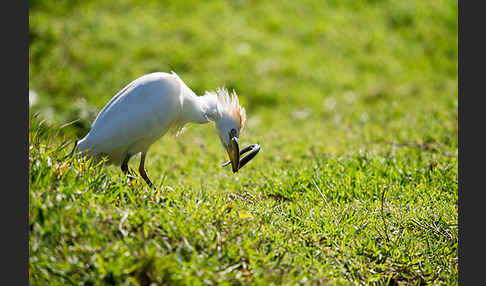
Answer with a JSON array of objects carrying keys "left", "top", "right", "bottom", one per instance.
[{"left": 74, "top": 71, "right": 247, "bottom": 187}]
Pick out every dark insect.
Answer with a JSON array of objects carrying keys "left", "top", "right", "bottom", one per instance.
[{"left": 222, "top": 144, "right": 261, "bottom": 171}]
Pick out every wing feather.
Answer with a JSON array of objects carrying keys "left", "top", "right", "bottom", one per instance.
[{"left": 82, "top": 73, "right": 183, "bottom": 154}]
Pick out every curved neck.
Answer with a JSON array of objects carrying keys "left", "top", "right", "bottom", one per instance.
[{"left": 180, "top": 89, "right": 219, "bottom": 124}]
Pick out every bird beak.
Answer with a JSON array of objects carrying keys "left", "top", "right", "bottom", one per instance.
[{"left": 227, "top": 137, "right": 240, "bottom": 173}]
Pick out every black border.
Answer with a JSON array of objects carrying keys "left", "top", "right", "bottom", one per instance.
[
  {"left": 2, "top": 0, "right": 29, "bottom": 284},
  {"left": 458, "top": 0, "right": 482, "bottom": 285}
]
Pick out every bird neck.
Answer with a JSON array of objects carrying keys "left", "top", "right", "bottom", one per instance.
[{"left": 180, "top": 89, "right": 218, "bottom": 124}]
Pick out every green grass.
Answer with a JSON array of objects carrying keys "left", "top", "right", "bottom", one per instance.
[{"left": 29, "top": 0, "right": 457, "bottom": 284}]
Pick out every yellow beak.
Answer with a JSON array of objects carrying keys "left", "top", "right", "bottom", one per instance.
[{"left": 228, "top": 137, "right": 240, "bottom": 173}]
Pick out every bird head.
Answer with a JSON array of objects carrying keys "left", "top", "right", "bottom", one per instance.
[{"left": 209, "top": 88, "right": 246, "bottom": 173}]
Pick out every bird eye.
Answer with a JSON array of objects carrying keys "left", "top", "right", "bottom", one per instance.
[{"left": 229, "top": 129, "right": 237, "bottom": 138}]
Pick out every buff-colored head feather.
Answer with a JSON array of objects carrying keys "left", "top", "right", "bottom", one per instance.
[{"left": 206, "top": 88, "right": 246, "bottom": 130}]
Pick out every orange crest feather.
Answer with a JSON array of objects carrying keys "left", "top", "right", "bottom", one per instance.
[{"left": 215, "top": 88, "right": 246, "bottom": 130}]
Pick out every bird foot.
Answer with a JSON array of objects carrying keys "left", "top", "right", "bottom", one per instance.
[{"left": 126, "top": 174, "right": 137, "bottom": 180}]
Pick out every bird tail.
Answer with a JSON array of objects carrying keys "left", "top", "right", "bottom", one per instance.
[{"left": 66, "top": 137, "right": 92, "bottom": 159}]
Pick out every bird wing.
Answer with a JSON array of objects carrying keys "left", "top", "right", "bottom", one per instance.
[{"left": 83, "top": 73, "right": 183, "bottom": 154}]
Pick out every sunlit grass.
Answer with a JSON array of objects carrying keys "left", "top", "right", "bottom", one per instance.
[{"left": 29, "top": 0, "right": 457, "bottom": 284}]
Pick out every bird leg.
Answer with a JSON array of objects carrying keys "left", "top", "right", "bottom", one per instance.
[
  {"left": 139, "top": 151, "right": 154, "bottom": 188},
  {"left": 121, "top": 153, "right": 136, "bottom": 179}
]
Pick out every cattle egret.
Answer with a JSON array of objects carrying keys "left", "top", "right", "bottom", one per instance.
[{"left": 74, "top": 72, "right": 247, "bottom": 187}]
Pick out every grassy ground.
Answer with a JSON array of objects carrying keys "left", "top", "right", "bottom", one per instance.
[{"left": 29, "top": 0, "right": 458, "bottom": 284}]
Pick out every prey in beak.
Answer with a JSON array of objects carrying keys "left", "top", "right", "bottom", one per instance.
[
  {"left": 222, "top": 129, "right": 260, "bottom": 173},
  {"left": 227, "top": 135, "right": 240, "bottom": 173},
  {"left": 222, "top": 143, "right": 261, "bottom": 171}
]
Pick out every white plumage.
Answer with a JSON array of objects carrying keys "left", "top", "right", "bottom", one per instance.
[{"left": 76, "top": 71, "right": 246, "bottom": 187}]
